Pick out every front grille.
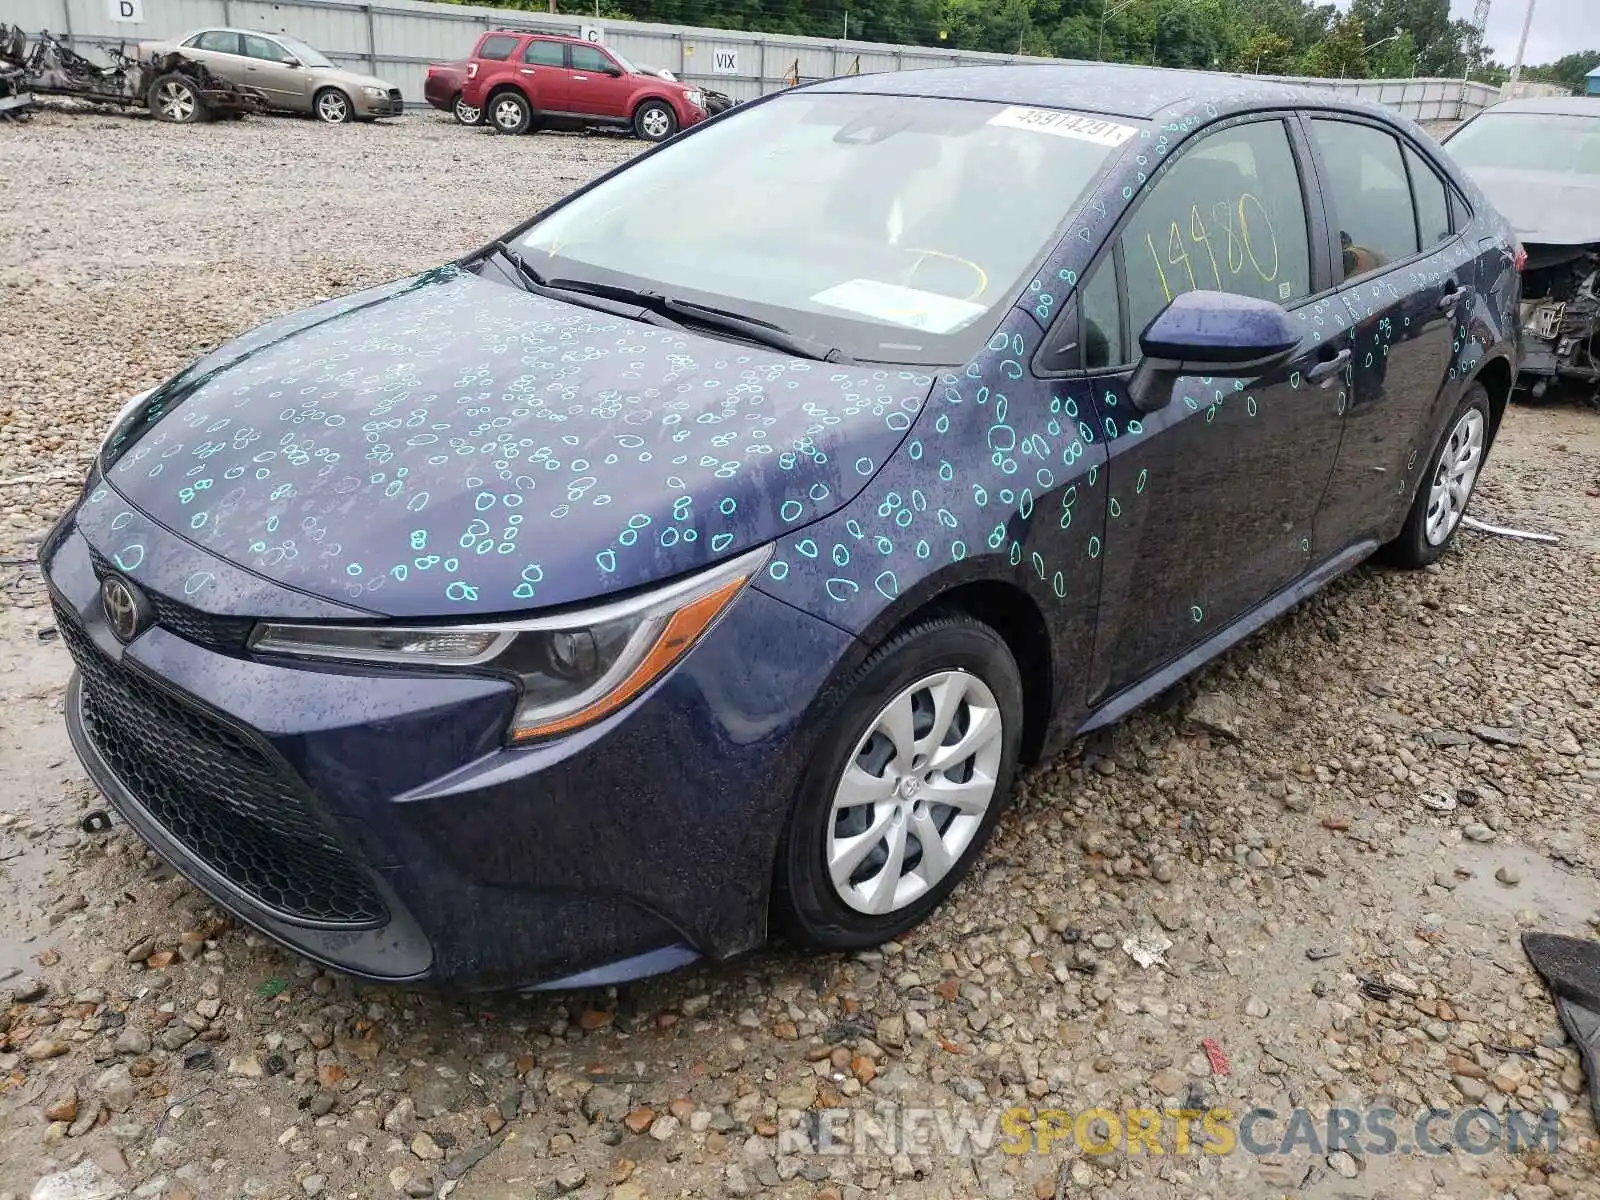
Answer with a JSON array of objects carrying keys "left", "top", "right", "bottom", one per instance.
[
  {"left": 54, "top": 600, "right": 387, "bottom": 928},
  {"left": 86, "top": 547, "right": 254, "bottom": 653},
  {"left": 387, "top": 88, "right": 403, "bottom": 101}
]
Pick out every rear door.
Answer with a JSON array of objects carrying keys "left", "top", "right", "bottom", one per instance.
[
  {"left": 1303, "top": 116, "right": 1466, "bottom": 545},
  {"left": 181, "top": 29, "right": 242, "bottom": 80},
  {"left": 567, "top": 44, "right": 632, "bottom": 119},
  {"left": 518, "top": 37, "right": 568, "bottom": 113},
  {"left": 1057, "top": 115, "right": 1352, "bottom": 703},
  {"left": 240, "top": 33, "right": 310, "bottom": 111}
]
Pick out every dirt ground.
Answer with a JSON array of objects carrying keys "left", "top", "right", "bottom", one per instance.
[{"left": 1, "top": 106, "right": 1599, "bottom": 1200}]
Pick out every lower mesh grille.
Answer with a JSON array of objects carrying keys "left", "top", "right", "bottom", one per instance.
[{"left": 54, "top": 599, "right": 387, "bottom": 928}]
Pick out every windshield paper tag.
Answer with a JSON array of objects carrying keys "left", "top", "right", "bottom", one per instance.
[
  {"left": 987, "top": 107, "right": 1137, "bottom": 146},
  {"left": 811, "top": 279, "right": 987, "bottom": 334}
]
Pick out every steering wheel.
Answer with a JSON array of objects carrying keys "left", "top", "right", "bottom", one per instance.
[{"left": 898, "top": 248, "right": 989, "bottom": 303}]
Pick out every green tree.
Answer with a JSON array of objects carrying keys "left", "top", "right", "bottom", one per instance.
[
  {"left": 1526, "top": 50, "right": 1600, "bottom": 94},
  {"left": 1300, "top": 10, "right": 1368, "bottom": 78}
]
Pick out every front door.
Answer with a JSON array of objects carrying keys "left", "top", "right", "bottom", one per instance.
[
  {"left": 240, "top": 34, "right": 312, "bottom": 112},
  {"left": 1302, "top": 116, "right": 1469, "bottom": 544},
  {"left": 1072, "top": 115, "right": 1351, "bottom": 702},
  {"left": 567, "top": 44, "right": 634, "bottom": 119}
]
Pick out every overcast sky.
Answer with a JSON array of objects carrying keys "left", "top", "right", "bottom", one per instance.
[{"left": 1334, "top": 0, "right": 1592, "bottom": 66}]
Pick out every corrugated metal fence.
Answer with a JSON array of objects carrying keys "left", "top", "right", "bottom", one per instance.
[{"left": 9, "top": 0, "right": 1508, "bottom": 120}]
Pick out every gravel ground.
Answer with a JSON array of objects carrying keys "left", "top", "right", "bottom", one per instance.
[{"left": 3, "top": 106, "right": 1600, "bottom": 1200}]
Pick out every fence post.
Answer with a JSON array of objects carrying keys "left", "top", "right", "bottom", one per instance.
[
  {"left": 60, "top": 0, "right": 71, "bottom": 43},
  {"left": 221, "top": 0, "right": 231, "bottom": 28},
  {"left": 364, "top": 4, "right": 378, "bottom": 74},
  {"left": 757, "top": 38, "right": 766, "bottom": 96}
]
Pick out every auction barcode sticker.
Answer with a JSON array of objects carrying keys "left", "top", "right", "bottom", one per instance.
[{"left": 987, "top": 107, "right": 1138, "bottom": 147}]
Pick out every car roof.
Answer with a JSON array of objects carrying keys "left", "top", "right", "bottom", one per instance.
[
  {"left": 1477, "top": 95, "right": 1600, "bottom": 117},
  {"left": 807, "top": 62, "right": 1356, "bottom": 120},
  {"left": 483, "top": 29, "right": 584, "bottom": 44}
]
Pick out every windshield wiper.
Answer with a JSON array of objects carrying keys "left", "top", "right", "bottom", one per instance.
[
  {"left": 545, "top": 277, "right": 853, "bottom": 363},
  {"left": 492, "top": 243, "right": 683, "bottom": 331}
]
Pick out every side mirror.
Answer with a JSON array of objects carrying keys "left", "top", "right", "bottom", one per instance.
[
  {"left": 281, "top": 57, "right": 300, "bottom": 67},
  {"left": 1128, "top": 290, "right": 1301, "bottom": 414},
  {"left": 602, "top": 63, "right": 623, "bottom": 76}
]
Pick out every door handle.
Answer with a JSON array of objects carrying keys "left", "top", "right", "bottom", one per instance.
[
  {"left": 518, "top": 68, "right": 535, "bottom": 74},
  {"left": 1307, "top": 348, "right": 1351, "bottom": 386},
  {"left": 571, "top": 74, "right": 588, "bottom": 80},
  {"left": 1439, "top": 283, "right": 1466, "bottom": 312}
]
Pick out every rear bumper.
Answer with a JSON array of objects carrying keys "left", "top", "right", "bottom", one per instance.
[{"left": 43, "top": 510, "right": 857, "bottom": 991}]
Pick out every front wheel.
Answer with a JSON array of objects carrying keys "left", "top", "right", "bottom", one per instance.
[
  {"left": 488, "top": 91, "right": 531, "bottom": 135},
  {"left": 774, "top": 617, "right": 1024, "bottom": 951},
  {"left": 313, "top": 88, "right": 351, "bottom": 124},
  {"left": 148, "top": 75, "right": 207, "bottom": 123},
  {"left": 1382, "top": 382, "right": 1492, "bottom": 567},
  {"left": 453, "top": 94, "right": 481, "bottom": 125},
  {"left": 633, "top": 100, "right": 677, "bottom": 142}
]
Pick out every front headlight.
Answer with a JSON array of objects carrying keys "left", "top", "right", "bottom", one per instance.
[
  {"left": 99, "top": 386, "right": 156, "bottom": 454},
  {"left": 685, "top": 89, "right": 704, "bottom": 108},
  {"left": 362, "top": 86, "right": 387, "bottom": 98},
  {"left": 250, "top": 545, "right": 770, "bottom": 743}
]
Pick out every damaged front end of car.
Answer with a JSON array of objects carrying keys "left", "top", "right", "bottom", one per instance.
[{"left": 1519, "top": 241, "right": 1600, "bottom": 400}]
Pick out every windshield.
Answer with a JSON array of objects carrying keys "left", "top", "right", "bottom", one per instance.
[
  {"left": 1447, "top": 112, "right": 1600, "bottom": 177},
  {"left": 277, "top": 34, "right": 334, "bottom": 69},
  {"left": 511, "top": 92, "right": 1134, "bottom": 365},
  {"left": 606, "top": 47, "right": 640, "bottom": 74}
]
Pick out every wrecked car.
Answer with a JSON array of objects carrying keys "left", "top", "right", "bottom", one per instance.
[
  {"left": 1444, "top": 96, "right": 1600, "bottom": 399},
  {"left": 0, "top": 25, "right": 266, "bottom": 122}
]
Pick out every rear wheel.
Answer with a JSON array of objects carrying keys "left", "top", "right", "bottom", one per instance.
[
  {"left": 489, "top": 90, "right": 532, "bottom": 135},
  {"left": 314, "top": 88, "right": 351, "bottom": 124},
  {"left": 148, "top": 75, "right": 207, "bottom": 123},
  {"left": 774, "top": 617, "right": 1024, "bottom": 950},
  {"left": 1382, "top": 382, "right": 1491, "bottom": 568},
  {"left": 633, "top": 99, "right": 676, "bottom": 142},
  {"left": 452, "top": 94, "right": 481, "bottom": 125}
]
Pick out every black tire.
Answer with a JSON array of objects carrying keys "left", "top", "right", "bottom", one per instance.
[
  {"left": 1381, "top": 381, "right": 1492, "bottom": 568},
  {"left": 632, "top": 99, "right": 677, "bottom": 142},
  {"left": 313, "top": 87, "right": 352, "bottom": 124},
  {"left": 147, "top": 74, "right": 208, "bottom": 123},
  {"left": 452, "top": 94, "right": 482, "bottom": 126},
  {"left": 487, "top": 89, "right": 532, "bottom": 135},
  {"left": 774, "top": 616, "right": 1025, "bottom": 951}
]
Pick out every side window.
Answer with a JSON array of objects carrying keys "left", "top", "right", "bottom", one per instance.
[
  {"left": 477, "top": 34, "right": 519, "bottom": 61},
  {"left": 1080, "top": 264, "right": 1124, "bottom": 369},
  {"left": 194, "top": 31, "right": 239, "bottom": 54},
  {"left": 569, "top": 45, "right": 613, "bottom": 72},
  {"left": 524, "top": 39, "right": 565, "bottom": 66},
  {"left": 1309, "top": 119, "right": 1420, "bottom": 280},
  {"left": 1120, "top": 119, "right": 1312, "bottom": 344},
  {"left": 242, "top": 35, "right": 286, "bottom": 62},
  {"left": 1405, "top": 145, "right": 1452, "bottom": 249}
]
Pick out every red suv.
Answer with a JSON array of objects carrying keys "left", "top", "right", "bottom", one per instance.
[{"left": 459, "top": 31, "right": 707, "bottom": 141}]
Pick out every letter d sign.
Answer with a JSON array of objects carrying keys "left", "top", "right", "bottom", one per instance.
[{"left": 109, "top": 0, "right": 144, "bottom": 21}]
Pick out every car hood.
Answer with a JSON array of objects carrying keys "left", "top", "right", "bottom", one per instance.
[
  {"left": 101, "top": 267, "right": 933, "bottom": 619},
  {"left": 1463, "top": 167, "right": 1600, "bottom": 245}
]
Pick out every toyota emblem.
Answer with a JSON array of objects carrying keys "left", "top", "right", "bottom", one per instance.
[{"left": 100, "top": 574, "right": 150, "bottom": 643}]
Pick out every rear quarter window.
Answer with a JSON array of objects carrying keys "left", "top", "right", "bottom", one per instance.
[{"left": 477, "top": 34, "right": 520, "bottom": 61}]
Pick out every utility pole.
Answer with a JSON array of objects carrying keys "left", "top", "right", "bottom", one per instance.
[
  {"left": 842, "top": 11, "right": 848, "bottom": 40},
  {"left": 1508, "top": 0, "right": 1536, "bottom": 85},
  {"left": 1458, "top": 0, "right": 1491, "bottom": 120}
]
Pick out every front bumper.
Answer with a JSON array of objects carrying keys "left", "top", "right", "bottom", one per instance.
[
  {"left": 43, "top": 510, "right": 856, "bottom": 991},
  {"left": 353, "top": 90, "right": 406, "bottom": 118}
]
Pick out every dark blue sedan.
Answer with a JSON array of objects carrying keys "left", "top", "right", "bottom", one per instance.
[{"left": 43, "top": 63, "right": 1520, "bottom": 991}]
